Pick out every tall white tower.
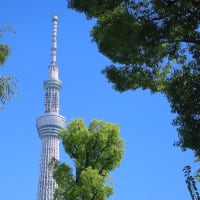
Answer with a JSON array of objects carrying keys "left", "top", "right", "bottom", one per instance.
[{"left": 36, "top": 14, "right": 66, "bottom": 200}]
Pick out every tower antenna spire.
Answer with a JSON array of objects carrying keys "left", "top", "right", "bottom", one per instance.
[{"left": 51, "top": 14, "right": 58, "bottom": 65}]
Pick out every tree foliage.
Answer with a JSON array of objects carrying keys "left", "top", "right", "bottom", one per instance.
[
  {"left": 0, "top": 75, "right": 16, "bottom": 106},
  {"left": 0, "top": 29, "right": 17, "bottom": 108},
  {"left": 52, "top": 119, "right": 124, "bottom": 200},
  {"left": 166, "top": 62, "right": 200, "bottom": 154},
  {"left": 0, "top": 43, "right": 10, "bottom": 65},
  {"left": 66, "top": 0, "right": 200, "bottom": 156},
  {"left": 183, "top": 165, "right": 200, "bottom": 200}
]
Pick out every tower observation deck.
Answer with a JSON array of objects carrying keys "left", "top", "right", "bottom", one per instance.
[{"left": 36, "top": 14, "right": 66, "bottom": 200}]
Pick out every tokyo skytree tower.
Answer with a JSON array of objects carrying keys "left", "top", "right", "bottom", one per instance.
[{"left": 36, "top": 14, "right": 66, "bottom": 200}]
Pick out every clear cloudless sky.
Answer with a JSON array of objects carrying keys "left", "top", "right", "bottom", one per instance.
[{"left": 0, "top": 1, "right": 198, "bottom": 200}]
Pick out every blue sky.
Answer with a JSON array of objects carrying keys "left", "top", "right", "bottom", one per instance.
[{"left": 0, "top": 1, "right": 198, "bottom": 199}]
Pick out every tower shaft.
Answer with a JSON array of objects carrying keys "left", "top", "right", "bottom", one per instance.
[
  {"left": 37, "top": 135, "right": 59, "bottom": 200},
  {"left": 36, "top": 15, "right": 66, "bottom": 200}
]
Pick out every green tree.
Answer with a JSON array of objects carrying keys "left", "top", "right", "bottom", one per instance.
[
  {"left": 0, "top": 28, "right": 17, "bottom": 107},
  {"left": 52, "top": 119, "right": 124, "bottom": 200},
  {"left": 66, "top": 0, "right": 200, "bottom": 156}
]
